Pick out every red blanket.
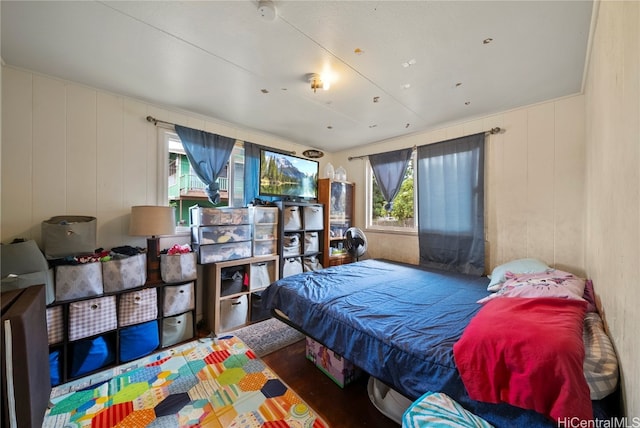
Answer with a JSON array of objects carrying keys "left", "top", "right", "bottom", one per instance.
[{"left": 453, "top": 297, "right": 592, "bottom": 422}]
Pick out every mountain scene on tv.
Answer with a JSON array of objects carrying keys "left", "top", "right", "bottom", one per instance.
[{"left": 260, "top": 152, "right": 318, "bottom": 198}]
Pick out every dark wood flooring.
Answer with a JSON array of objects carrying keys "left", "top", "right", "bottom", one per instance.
[{"left": 262, "top": 339, "right": 400, "bottom": 428}]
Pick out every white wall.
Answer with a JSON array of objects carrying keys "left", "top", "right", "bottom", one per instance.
[
  {"left": 1, "top": 67, "right": 327, "bottom": 249},
  {"left": 333, "top": 95, "right": 587, "bottom": 275},
  {"left": 584, "top": 0, "right": 639, "bottom": 417}
]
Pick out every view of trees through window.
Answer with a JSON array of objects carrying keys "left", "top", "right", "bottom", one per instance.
[{"left": 370, "top": 159, "right": 415, "bottom": 229}]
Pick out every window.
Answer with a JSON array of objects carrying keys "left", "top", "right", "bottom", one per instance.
[
  {"left": 366, "top": 153, "right": 417, "bottom": 232},
  {"left": 159, "top": 129, "right": 244, "bottom": 228}
]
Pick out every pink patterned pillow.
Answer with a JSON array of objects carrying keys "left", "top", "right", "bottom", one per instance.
[{"left": 478, "top": 269, "right": 586, "bottom": 304}]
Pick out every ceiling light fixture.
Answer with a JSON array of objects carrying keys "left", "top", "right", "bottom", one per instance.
[{"left": 308, "top": 73, "right": 330, "bottom": 93}]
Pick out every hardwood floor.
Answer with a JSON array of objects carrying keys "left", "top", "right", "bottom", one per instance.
[{"left": 262, "top": 339, "right": 400, "bottom": 428}]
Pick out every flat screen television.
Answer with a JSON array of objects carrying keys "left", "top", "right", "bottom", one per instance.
[{"left": 259, "top": 149, "right": 319, "bottom": 200}]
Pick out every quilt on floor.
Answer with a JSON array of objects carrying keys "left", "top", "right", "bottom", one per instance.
[{"left": 43, "top": 335, "right": 327, "bottom": 428}]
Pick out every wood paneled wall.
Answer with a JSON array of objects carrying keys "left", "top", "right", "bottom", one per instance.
[
  {"left": 584, "top": 0, "right": 639, "bottom": 417},
  {"left": 333, "top": 94, "right": 586, "bottom": 275},
  {"left": 1, "top": 67, "right": 320, "bottom": 250}
]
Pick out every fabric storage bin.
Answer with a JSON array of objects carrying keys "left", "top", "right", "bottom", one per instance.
[
  {"left": 283, "top": 234, "right": 301, "bottom": 256},
  {"left": 70, "top": 335, "right": 115, "bottom": 378},
  {"left": 306, "top": 337, "right": 362, "bottom": 387},
  {"left": 250, "top": 291, "right": 270, "bottom": 322},
  {"left": 303, "top": 205, "right": 324, "bottom": 230},
  {"left": 163, "top": 282, "right": 195, "bottom": 316},
  {"left": 219, "top": 295, "right": 248, "bottom": 332},
  {"left": 192, "top": 224, "right": 251, "bottom": 244},
  {"left": 162, "top": 312, "right": 193, "bottom": 347},
  {"left": 220, "top": 266, "right": 246, "bottom": 296},
  {"left": 42, "top": 215, "right": 97, "bottom": 259},
  {"left": 253, "top": 240, "right": 277, "bottom": 256},
  {"left": 49, "top": 349, "right": 61, "bottom": 386},
  {"left": 1, "top": 239, "right": 56, "bottom": 304},
  {"left": 118, "top": 288, "right": 158, "bottom": 327},
  {"left": 283, "top": 206, "right": 302, "bottom": 230},
  {"left": 119, "top": 320, "right": 159, "bottom": 362},
  {"left": 160, "top": 252, "right": 197, "bottom": 283},
  {"left": 68, "top": 295, "right": 117, "bottom": 341},
  {"left": 250, "top": 261, "right": 274, "bottom": 290},
  {"left": 304, "top": 232, "right": 320, "bottom": 253},
  {"left": 102, "top": 253, "right": 146, "bottom": 293},
  {"left": 55, "top": 262, "right": 103, "bottom": 301},
  {"left": 46, "top": 305, "right": 64, "bottom": 345},
  {"left": 195, "top": 241, "right": 252, "bottom": 263},
  {"left": 303, "top": 256, "right": 323, "bottom": 272},
  {"left": 283, "top": 257, "right": 303, "bottom": 278}
]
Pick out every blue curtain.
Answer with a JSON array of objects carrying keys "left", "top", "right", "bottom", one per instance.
[
  {"left": 243, "top": 142, "right": 279, "bottom": 206},
  {"left": 243, "top": 142, "right": 260, "bottom": 206},
  {"left": 417, "top": 133, "right": 485, "bottom": 275},
  {"left": 174, "top": 125, "right": 236, "bottom": 205},
  {"left": 369, "top": 147, "right": 413, "bottom": 212}
]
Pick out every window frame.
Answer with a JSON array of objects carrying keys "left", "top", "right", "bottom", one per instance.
[
  {"left": 157, "top": 128, "right": 244, "bottom": 209},
  {"left": 364, "top": 151, "right": 418, "bottom": 235}
]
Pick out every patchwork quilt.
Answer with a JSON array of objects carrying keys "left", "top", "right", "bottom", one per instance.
[{"left": 43, "top": 336, "right": 328, "bottom": 428}]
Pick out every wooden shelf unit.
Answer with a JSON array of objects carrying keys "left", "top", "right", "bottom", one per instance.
[
  {"left": 318, "top": 179, "right": 355, "bottom": 267},
  {"left": 204, "top": 255, "right": 279, "bottom": 334}
]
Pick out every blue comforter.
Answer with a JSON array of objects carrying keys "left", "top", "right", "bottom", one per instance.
[{"left": 262, "top": 259, "right": 562, "bottom": 427}]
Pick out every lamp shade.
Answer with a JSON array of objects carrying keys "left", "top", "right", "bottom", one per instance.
[{"left": 129, "top": 206, "right": 176, "bottom": 237}]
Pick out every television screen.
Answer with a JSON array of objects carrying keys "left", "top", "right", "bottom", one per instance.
[{"left": 259, "top": 149, "right": 319, "bottom": 200}]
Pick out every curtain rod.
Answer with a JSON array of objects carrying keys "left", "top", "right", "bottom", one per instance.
[
  {"left": 146, "top": 115, "right": 174, "bottom": 128},
  {"left": 347, "top": 127, "right": 503, "bottom": 161},
  {"left": 146, "top": 115, "right": 297, "bottom": 156}
]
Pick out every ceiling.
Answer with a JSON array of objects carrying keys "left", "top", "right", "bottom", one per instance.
[{"left": 1, "top": 1, "right": 594, "bottom": 153}]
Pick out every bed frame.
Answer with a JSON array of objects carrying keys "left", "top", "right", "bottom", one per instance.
[{"left": 262, "top": 259, "right": 614, "bottom": 427}]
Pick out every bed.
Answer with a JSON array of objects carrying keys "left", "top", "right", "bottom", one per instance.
[{"left": 261, "top": 258, "right": 617, "bottom": 427}]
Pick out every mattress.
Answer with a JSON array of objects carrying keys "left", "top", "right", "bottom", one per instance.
[{"left": 261, "top": 259, "right": 611, "bottom": 427}]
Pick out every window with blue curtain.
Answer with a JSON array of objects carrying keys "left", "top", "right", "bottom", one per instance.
[{"left": 417, "top": 133, "right": 485, "bottom": 275}]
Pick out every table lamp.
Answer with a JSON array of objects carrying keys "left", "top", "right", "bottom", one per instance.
[{"left": 129, "top": 205, "right": 176, "bottom": 283}]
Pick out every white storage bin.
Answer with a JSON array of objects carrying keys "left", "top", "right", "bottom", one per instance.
[
  {"left": 55, "top": 262, "right": 103, "bottom": 301},
  {"left": 118, "top": 288, "right": 158, "bottom": 327},
  {"left": 283, "top": 257, "right": 304, "bottom": 278},
  {"left": 190, "top": 206, "right": 249, "bottom": 226},
  {"left": 163, "top": 282, "right": 195, "bottom": 316},
  {"left": 303, "top": 205, "right": 324, "bottom": 230},
  {"left": 283, "top": 206, "right": 302, "bottom": 230},
  {"left": 304, "top": 232, "right": 320, "bottom": 253},
  {"left": 283, "top": 234, "right": 302, "bottom": 256},
  {"left": 160, "top": 253, "right": 197, "bottom": 283},
  {"left": 192, "top": 224, "right": 251, "bottom": 244},
  {"left": 253, "top": 240, "right": 277, "bottom": 256},
  {"left": 68, "top": 296, "right": 117, "bottom": 341},
  {"left": 102, "top": 253, "right": 146, "bottom": 293},
  {"left": 250, "top": 261, "right": 276, "bottom": 290},
  {"left": 251, "top": 206, "right": 278, "bottom": 224},
  {"left": 196, "top": 241, "right": 252, "bottom": 264},
  {"left": 162, "top": 312, "right": 194, "bottom": 347},
  {"left": 219, "top": 295, "right": 248, "bottom": 332},
  {"left": 254, "top": 224, "right": 277, "bottom": 240}
]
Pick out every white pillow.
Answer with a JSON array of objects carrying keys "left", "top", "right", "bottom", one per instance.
[{"left": 487, "top": 258, "right": 549, "bottom": 292}]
